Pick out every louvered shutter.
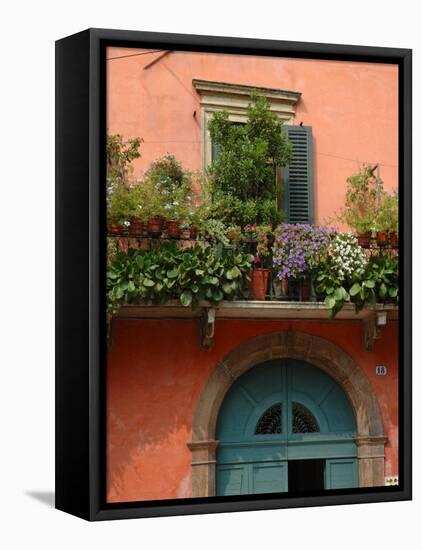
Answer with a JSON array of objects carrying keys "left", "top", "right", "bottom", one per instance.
[{"left": 282, "top": 126, "right": 314, "bottom": 224}]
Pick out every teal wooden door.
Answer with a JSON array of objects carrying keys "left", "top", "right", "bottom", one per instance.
[{"left": 216, "top": 359, "right": 358, "bottom": 496}]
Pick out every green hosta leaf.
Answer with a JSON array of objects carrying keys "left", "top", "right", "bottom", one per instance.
[
  {"left": 349, "top": 283, "right": 361, "bottom": 297},
  {"left": 115, "top": 286, "right": 124, "bottom": 299},
  {"left": 180, "top": 290, "right": 193, "bottom": 307},
  {"left": 334, "top": 288, "right": 344, "bottom": 301},
  {"left": 379, "top": 282, "right": 387, "bottom": 299},
  {"left": 195, "top": 269, "right": 204, "bottom": 276},
  {"left": 143, "top": 278, "right": 155, "bottom": 287},
  {"left": 388, "top": 287, "right": 398, "bottom": 298},
  {"left": 128, "top": 281, "right": 135, "bottom": 292},
  {"left": 167, "top": 268, "right": 179, "bottom": 279},
  {"left": 363, "top": 279, "right": 375, "bottom": 289},
  {"left": 155, "top": 282, "right": 164, "bottom": 292},
  {"left": 212, "top": 288, "right": 223, "bottom": 302},
  {"left": 191, "top": 284, "right": 199, "bottom": 294},
  {"left": 222, "top": 282, "right": 233, "bottom": 295},
  {"left": 325, "top": 296, "right": 336, "bottom": 309}
]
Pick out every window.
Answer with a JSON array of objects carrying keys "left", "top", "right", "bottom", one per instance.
[
  {"left": 255, "top": 403, "right": 282, "bottom": 434},
  {"left": 193, "top": 79, "right": 314, "bottom": 224},
  {"left": 292, "top": 402, "right": 319, "bottom": 433}
]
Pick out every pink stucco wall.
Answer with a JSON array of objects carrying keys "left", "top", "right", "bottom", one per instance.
[
  {"left": 106, "top": 47, "right": 398, "bottom": 224},
  {"left": 107, "top": 319, "right": 398, "bottom": 503},
  {"left": 106, "top": 48, "right": 399, "bottom": 503}
]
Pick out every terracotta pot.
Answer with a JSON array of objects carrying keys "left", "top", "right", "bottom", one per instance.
[
  {"left": 147, "top": 217, "right": 163, "bottom": 236},
  {"left": 166, "top": 220, "right": 181, "bottom": 238},
  {"left": 389, "top": 232, "right": 398, "bottom": 248},
  {"left": 249, "top": 268, "right": 270, "bottom": 301},
  {"left": 108, "top": 223, "right": 124, "bottom": 235},
  {"left": 357, "top": 232, "right": 372, "bottom": 247},
  {"left": 129, "top": 218, "right": 145, "bottom": 236},
  {"left": 189, "top": 226, "right": 198, "bottom": 240},
  {"left": 376, "top": 231, "right": 388, "bottom": 245}
]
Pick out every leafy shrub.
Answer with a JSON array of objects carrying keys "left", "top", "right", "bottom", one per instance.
[
  {"left": 107, "top": 242, "right": 254, "bottom": 312},
  {"left": 207, "top": 93, "right": 291, "bottom": 201}
]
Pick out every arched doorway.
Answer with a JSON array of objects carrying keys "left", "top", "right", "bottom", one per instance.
[
  {"left": 216, "top": 359, "right": 358, "bottom": 495},
  {"left": 189, "top": 331, "right": 386, "bottom": 497}
]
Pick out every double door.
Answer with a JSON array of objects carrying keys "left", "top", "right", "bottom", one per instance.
[{"left": 216, "top": 359, "right": 358, "bottom": 495}]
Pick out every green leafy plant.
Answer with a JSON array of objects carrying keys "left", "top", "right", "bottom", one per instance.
[
  {"left": 107, "top": 134, "right": 142, "bottom": 183},
  {"left": 107, "top": 181, "right": 131, "bottom": 225},
  {"left": 199, "top": 219, "right": 230, "bottom": 246},
  {"left": 205, "top": 193, "right": 283, "bottom": 227},
  {"left": 349, "top": 255, "right": 398, "bottom": 312},
  {"left": 207, "top": 93, "right": 291, "bottom": 201},
  {"left": 375, "top": 191, "right": 399, "bottom": 234},
  {"left": 337, "top": 164, "right": 380, "bottom": 235},
  {"left": 107, "top": 242, "right": 253, "bottom": 312}
]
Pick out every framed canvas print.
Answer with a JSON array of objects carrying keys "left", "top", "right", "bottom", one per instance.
[{"left": 55, "top": 28, "right": 412, "bottom": 521}]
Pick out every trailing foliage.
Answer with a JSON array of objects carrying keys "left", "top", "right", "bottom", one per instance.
[
  {"left": 107, "top": 243, "right": 254, "bottom": 313},
  {"left": 315, "top": 234, "right": 398, "bottom": 318}
]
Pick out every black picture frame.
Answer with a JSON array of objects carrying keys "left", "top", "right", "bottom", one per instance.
[{"left": 55, "top": 28, "right": 412, "bottom": 521}]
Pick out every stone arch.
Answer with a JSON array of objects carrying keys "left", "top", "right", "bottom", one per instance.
[{"left": 188, "top": 330, "right": 386, "bottom": 496}]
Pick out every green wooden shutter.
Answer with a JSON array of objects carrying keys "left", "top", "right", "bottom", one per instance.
[{"left": 282, "top": 126, "right": 314, "bottom": 224}]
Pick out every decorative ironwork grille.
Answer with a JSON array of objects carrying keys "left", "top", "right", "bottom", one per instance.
[
  {"left": 292, "top": 402, "right": 319, "bottom": 433},
  {"left": 255, "top": 403, "right": 282, "bottom": 434}
]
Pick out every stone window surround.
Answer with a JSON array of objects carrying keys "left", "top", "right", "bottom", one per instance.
[
  {"left": 188, "top": 330, "right": 387, "bottom": 497},
  {"left": 192, "top": 79, "right": 301, "bottom": 170}
]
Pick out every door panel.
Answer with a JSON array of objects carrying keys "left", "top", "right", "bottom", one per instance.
[
  {"left": 217, "top": 465, "right": 248, "bottom": 496},
  {"left": 251, "top": 461, "right": 288, "bottom": 494},
  {"left": 325, "top": 458, "right": 359, "bottom": 489}
]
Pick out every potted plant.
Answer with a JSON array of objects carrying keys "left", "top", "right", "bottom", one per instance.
[
  {"left": 124, "top": 184, "right": 147, "bottom": 236},
  {"left": 107, "top": 181, "right": 130, "bottom": 235},
  {"left": 226, "top": 225, "right": 242, "bottom": 242},
  {"left": 273, "top": 224, "right": 334, "bottom": 301},
  {"left": 338, "top": 165, "right": 380, "bottom": 247},
  {"left": 248, "top": 225, "right": 273, "bottom": 300},
  {"left": 375, "top": 191, "right": 398, "bottom": 247},
  {"left": 141, "top": 183, "right": 165, "bottom": 236}
]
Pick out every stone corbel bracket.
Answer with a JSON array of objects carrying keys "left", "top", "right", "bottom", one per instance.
[
  {"left": 200, "top": 307, "right": 216, "bottom": 350},
  {"left": 361, "top": 311, "right": 388, "bottom": 351}
]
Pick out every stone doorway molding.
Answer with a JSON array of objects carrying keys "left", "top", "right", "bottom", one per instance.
[{"left": 188, "top": 330, "right": 386, "bottom": 497}]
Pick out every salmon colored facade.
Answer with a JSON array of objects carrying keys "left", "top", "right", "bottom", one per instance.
[{"left": 106, "top": 48, "right": 399, "bottom": 503}]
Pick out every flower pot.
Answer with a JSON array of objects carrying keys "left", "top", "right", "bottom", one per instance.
[
  {"left": 147, "top": 217, "right": 163, "bottom": 236},
  {"left": 129, "top": 218, "right": 145, "bottom": 236},
  {"left": 389, "top": 232, "right": 398, "bottom": 248},
  {"left": 249, "top": 268, "right": 270, "bottom": 301},
  {"left": 166, "top": 220, "right": 181, "bottom": 238},
  {"left": 189, "top": 226, "right": 198, "bottom": 240},
  {"left": 376, "top": 231, "right": 388, "bottom": 246},
  {"left": 108, "top": 223, "right": 124, "bottom": 235},
  {"left": 357, "top": 232, "right": 372, "bottom": 247}
]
